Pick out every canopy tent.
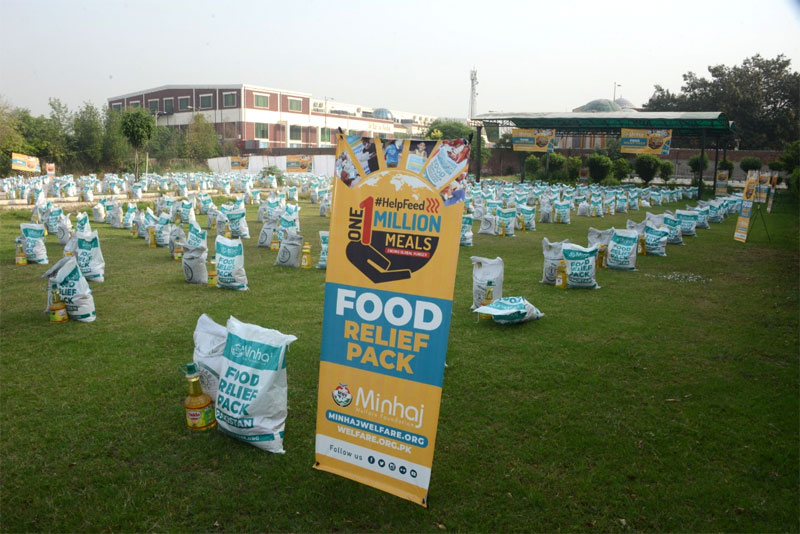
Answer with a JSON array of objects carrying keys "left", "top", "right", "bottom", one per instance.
[{"left": 472, "top": 111, "right": 736, "bottom": 194}]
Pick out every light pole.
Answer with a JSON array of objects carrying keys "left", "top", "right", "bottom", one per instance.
[
  {"left": 613, "top": 82, "right": 622, "bottom": 103},
  {"left": 324, "top": 96, "right": 334, "bottom": 146}
]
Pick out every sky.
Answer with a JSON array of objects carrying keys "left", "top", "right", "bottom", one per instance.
[{"left": 1, "top": 0, "right": 799, "bottom": 119}]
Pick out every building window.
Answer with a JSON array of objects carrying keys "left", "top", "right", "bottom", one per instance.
[
  {"left": 254, "top": 93, "right": 269, "bottom": 108},
  {"left": 178, "top": 96, "right": 191, "bottom": 111},
  {"left": 255, "top": 123, "right": 269, "bottom": 139},
  {"left": 164, "top": 98, "right": 174, "bottom": 114},
  {"left": 289, "top": 125, "right": 302, "bottom": 141},
  {"left": 288, "top": 98, "right": 302, "bottom": 112},
  {"left": 199, "top": 94, "right": 212, "bottom": 109},
  {"left": 320, "top": 128, "right": 331, "bottom": 143},
  {"left": 111, "top": 103, "right": 122, "bottom": 112},
  {"left": 223, "top": 92, "right": 236, "bottom": 107},
  {"left": 129, "top": 101, "right": 141, "bottom": 109},
  {"left": 148, "top": 100, "right": 159, "bottom": 113}
]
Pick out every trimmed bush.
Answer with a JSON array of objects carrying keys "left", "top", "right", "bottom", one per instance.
[
  {"left": 586, "top": 154, "right": 612, "bottom": 183},
  {"left": 634, "top": 154, "right": 661, "bottom": 184},
  {"left": 739, "top": 156, "right": 762, "bottom": 172},
  {"left": 612, "top": 158, "right": 630, "bottom": 180}
]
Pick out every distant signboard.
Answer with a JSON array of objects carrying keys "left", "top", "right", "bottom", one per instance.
[
  {"left": 230, "top": 156, "right": 249, "bottom": 170},
  {"left": 715, "top": 170, "right": 729, "bottom": 196},
  {"left": 11, "top": 153, "right": 41, "bottom": 173},
  {"left": 46, "top": 163, "right": 56, "bottom": 178},
  {"left": 619, "top": 129, "right": 672, "bottom": 155},
  {"left": 287, "top": 154, "right": 313, "bottom": 173},
  {"left": 512, "top": 128, "right": 556, "bottom": 153}
]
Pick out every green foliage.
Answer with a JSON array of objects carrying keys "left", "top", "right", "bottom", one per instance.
[
  {"left": 566, "top": 156, "right": 581, "bottom": 180},
  {"left": 149, "top": 126, "right": 184, "bottom": 164},
  {"left": 544, "top": 152, "right": 566, "bottom": 172},
  {"left": 612, "top": 157, "right": 630, "bottom": 180},
  {"left": 659, "top": 159, "right": 675, "bottom": 181},
  {"left": 184, "top": 115, "right": 220, "bottom": 160},
  {"left": 790, "top": 167, "right": 800, "bottom": 198},
  {"left": 471, "top": 145, "right": 491, "bottom": 167},
  {"left": 739, "top": 156, "right": 762, "bottom": 172},
  {"left": 120, "top": 108, "right": 154, "bottom": 151},
  {"left": 688, "top": 154, "right": 709, "bottom": 176},
  {"left": 634, "top": 154, "right": 661, "bottom": 184},
  {"left": 221, "top": 140, "right": 240, "bottom": 157},
  {"left": 425, "top": 119, "right": 472, "bottom": 140},
  {"left": 643, "top": 54, "right": 800, "bottom": 149},
  {"left": 494, "top": 132, "right": 513, "bottom": 149},
  {"left": 102, "top": 108, "right": 131, "bottom": 172},
  {"left": 260, "top": 165, "right": 285, "bottom": 186},
  {"left": 600, "top": 176, "right": 622, "bottom": 186},
  {"left": 768, "top": 160, "right": 783, "bottom": 172},
  {"left": 718, "top": 158, "right": 734, "bottom": 173},
  {"left": 0, "top": 99, "right": 29, "bottom": 175},
  {"left": 586, "top": 153, "right": 612, "bottom": 183},
  {"left": 778, "top": 140, "right": 799, "bottom": 174},
  {"left": 605, "top": 138, "right": 622, "bottom": 161},
  {"left": 523, "top": 154, "right": 539, "bottom": 180},
  {"left": 72, "top": 102, "right": 104, "bottom": 171}
]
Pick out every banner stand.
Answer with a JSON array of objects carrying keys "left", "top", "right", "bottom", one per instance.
[{"left": 751, "top": 203, "right": 771, "bottom": 243}]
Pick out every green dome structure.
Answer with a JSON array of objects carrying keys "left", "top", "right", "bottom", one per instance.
[{"left": 572, "top": 99, "right": 622, "bottom": 112}]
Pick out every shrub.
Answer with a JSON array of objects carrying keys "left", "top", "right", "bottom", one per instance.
[
  {"left": 790, "top": 167, "right": 800, "bottom": 199},
  {"left": 718, "top": 158, "right": 734, "bottom": 173},
  {"left": 545, "top": 153, "right": 566, "bottom": 172},
  {"left": 768, "top": 160, "right": 783, "bottom": 172},
  {"left": 612, "top": 158, "right": 630, "bottom": 180},
  {"left": 739, "top": 156, "right": 762, "bottom": 172},
  {"left": 600, "top": 176, "right": 621, "bottom": 186},
  {"left": 586, "top": 154, "right": 612, "bottom": 183},
  {"left": 659, "top": 160, "right": 675, "bottom": 181},
  {"left": 260, "top": 165, "right": 285, "bottom": 186},
  {"left": 566, "top": 156, "right": 582, "bottom": 180},
  {"left": 524, "top": 155, "right": 539, "bottom": 180},
  {"left": 634, "top": 154, "right": 661, "bottom": 184},
  {"left": 688, "top": 154, "right": 709, "bottom": 177}
]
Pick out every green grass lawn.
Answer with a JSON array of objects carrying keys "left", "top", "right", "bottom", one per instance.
[{"left": 1, "top": 189, "right": 797, "bottom": 532}]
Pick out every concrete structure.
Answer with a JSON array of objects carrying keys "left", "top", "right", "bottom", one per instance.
[{"left": 107, "top": 84, "right": 437, "bottom": 151}]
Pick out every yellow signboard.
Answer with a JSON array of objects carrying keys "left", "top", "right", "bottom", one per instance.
[
  {"left": 512, "top": 128, "right": 556, "bottom": 152},
  {"left": 619, "top": 129, "right": 672, "bottom": 155},
  {"left": 715, "top": 170, "right": 729, "bottom": 196},
  {"left": 286, "top": 154, "right": 313, "bottom": 173},
  {"left": 314, "top": 134, "right": 469, "bottom": 506},
  {"left": 11, "top": 153, "right": 41, "bottom": 173},
  {"left": 755, "top": 172, "right": 771, "bottom": 204},
  {"left": 230, "top": 156, "right": 249, "bottom": 170},
  {"left": 734, "top": 173, "right": 758, "bottom": 242}
]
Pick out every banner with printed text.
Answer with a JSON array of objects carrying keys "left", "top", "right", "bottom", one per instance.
[
  {"left": 314, "top": 134, "right": 469, "bottom": 507},
  {"left": 715, "top": 170, "right": 729, "bottom": 196},
  {"left": 755, "top": 172, "right": 771, "bottom": 204},
  {"left": 11, "top": 152, "right": 41, "bottom": 173},
  {"left": 734, "top": 173, "right": 758, "bottom": 242},
  {"left": 512, "top": 128, "right": 556, "bottom": 152},
  {"left": 45, "top": 163, "right": 56, "bottom": 178},
  {"left": 766, "top": 172, "right": 778, "bottom": 213},
  {"left": 619, "top": 128, "right": 672, "bottom": 155},
  {"left": 286, "top": 154, "right": 313, "bottom": 173}
]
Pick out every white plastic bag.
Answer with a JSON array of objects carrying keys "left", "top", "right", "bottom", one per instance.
[
  {"left": 186, "top": 221, "right": 208, "bottom": 249},
  {"left": 676, "top": 209, "right": 698, "bottom": 237},
  {"left": 477, "top": 214, "right": 496, "bottom": 235},
  {"left": 216, "top": 316, "right": 297, "bottom": 453},
  {"left": 275, "top": 234, "right": 303, "bottom": 268},
  {"left": 541, "top": 237, "right": 570, "bottom": 285},
  {"left": 215, "top": 235, "right": 248, "bottom": 290},
  {"left": 473, "top": 296, "right": 543, "bottom": 324},
  {"left": 471, "top": 256, "right": 504, "bottom": 309},
  {"left": 193, "top": 314, "right": 227, "bottom": 400},
  {"left": 606, "top": 229, "right": 638, "bottom": 271},
  {"left": 562, "top": 243, "right": 600, "bottom": 289},
  {"left": 92, "top": 203, "right": 106, "bottom": 223},
  {"left": 644, "top": 222, "right": 669, "bottom": 256},
  {"left": 19, "top": 224, "right": 48, "bottom": 264},
  {"left": 41, "top": 256, "right": 96, "bottom": 322},
  {"left": 460, "top": 214, "right": 474, "bottom": 246},
  {"left": 182, "top": 243, "right": 208, "bottom": 284},
  {"left": 76, "top": 230, "right": 105, "bottom": 282},
  {"left": 317, "top": 231, "right": 329, "bottom": 269}
]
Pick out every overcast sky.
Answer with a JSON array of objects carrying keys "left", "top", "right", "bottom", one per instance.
[{"left": 2, "top": 0, "right": 799, "bottom": 118}]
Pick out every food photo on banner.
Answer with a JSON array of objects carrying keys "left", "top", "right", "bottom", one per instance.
[
  {"left": 314, "top": 134, "right": 470, "bottom": 507},
  {"left": 619, "top": 128, "right": 672, "bottom": 155},
  {"left": 511, "top": 128, "right": 556, "bottom": 152}
]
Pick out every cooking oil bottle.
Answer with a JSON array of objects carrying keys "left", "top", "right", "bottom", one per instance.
[
  {"left": 300, "top": 242, "right": 312, "bottom": 268},
  {"left": 479, "top": 281, "right": 494, "bottom": 320},
  {"left": 597, "top": 244, "right": 607, "bottom": 269},
  {"left": 224, "top": 221, "right": 232, "bottom": 238},
  {"left": 173, "top": 241, "right": 184, "bottom": 261},
  {"left": 148, "top": 226, "right": 156, "bottom": 248},
  {"left": 131, "top": 221, "right": 138, "bottom": 238},
  {"left": 179, "top": 363, "right": 216, "bottom": 431},
  {"left": 207, "top": 255, "right": 218, "bottom": 287},
  {"left": 15, "top": 240, "right": 27, "bottom": 265},
  {"left": 269, "top": 230, "right": 280, "bottom": 251},
  {"left": 49, "top": 287, "right": 69, "bottom": 323},
  {"left": 498, "top": 220, "right": 506, "bottom": 237},
  {"left": 637, "top": 233, "right": 646, "bottom": 255},
  {"left": 555, "top": 259, "right": 567, "bottom": 289}
]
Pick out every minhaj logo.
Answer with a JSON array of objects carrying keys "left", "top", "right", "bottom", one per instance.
[{"left": 332, "top": 383, "right": 353, "bottom": 407}]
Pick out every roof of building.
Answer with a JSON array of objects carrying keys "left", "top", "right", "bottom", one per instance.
[{"left": 573, "top": 99, "right": 622, "bottom": 112}]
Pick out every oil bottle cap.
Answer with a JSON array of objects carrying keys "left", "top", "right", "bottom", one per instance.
[{"left": 180, "top": 362, "right": 198, "bottom": 376}]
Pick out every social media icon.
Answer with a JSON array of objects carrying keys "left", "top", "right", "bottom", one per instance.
[
  {"left": 399, "top": 466, "right": 407, "bottom": 475},
  {"left": 389, "top": 463, "right": 396, "bottom": 471},
  {"left": 368, "top": 456, "right": 375, "bottom": 464},
  {"left": 410, "top": 469, "right": 417, "bottom": 478},
  {"left": 378, "top": 459, "right": 385, "bottom": 468}
]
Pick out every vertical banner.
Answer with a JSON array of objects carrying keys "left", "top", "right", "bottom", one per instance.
[
  {"left": 512, "top": 128, "right": 556, "bottom": 152},
  {"left": 619, "top": 129, "right": 672, "bottom": 155},
  {"left": 766, "top": 172, "right": 778, "bottom": 213},
  {"left": 314, "top": 135, "right": 470, "bottom": 507},
  {"left": 286, "top": 154, "right": 313, "bottom": 173},
  {"left": 734, "top": 173, "right": 758, "bottom": 242},
  {"left": 715, "top": 170, "right": 729, "bottom": 196},
  {"left": 755, "top": 171, "right": 771, "bottom": 204},
  {"left": 46, "top": 163, "right": 56, "bottom": 178}
]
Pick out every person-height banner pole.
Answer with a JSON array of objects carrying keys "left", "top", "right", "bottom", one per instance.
[{"left": 314, "top": 134, "right": 471, "bottom": 507}]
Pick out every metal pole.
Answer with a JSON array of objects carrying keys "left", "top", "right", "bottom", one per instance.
[
  {"left": 712, "top": 142, "right": 719, "bottom": 197},
  {"left": 698, "top": 129, "right": 706, "bottom": 199},
  {"left": 475, "top": 125, "right": 482, "bottom": 184},
  {"left": 520, "top": 152, "right": 525, "bottom": 183}
]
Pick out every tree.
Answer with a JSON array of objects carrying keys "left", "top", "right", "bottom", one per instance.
[
  {"left": 0, "top": 99, "right": 30, "bottom": 176},
  {"left": 184, "top": 114, "right": 220, "bottom": 160},
  {"left": 221, "top": 140, "right": 241, "bottom": 157},
  {"left": 643, "top": 54, "right": 800, "bottom": 149},
  {"left": 121, "top": 108, "right": 155, "bottom": 178},
  {"left": 718, "top": 159, "right": 734, "bottom": 173},
  {"left": 688, "top": 154, "right": 709, "bottom": 183},
  {"left": 425, "top": 120, "right": 472, "bottom": 140},
  {"left": 586, "top": 153, "right": 612, "bottom": 183},
  {"left": 566, "top": 156, "right": 581, "bottom": 180},
  {"left": 612, "top": 158, "right": 630, "bottom": 180},
  {"left": 659, "top": 160, "right": 675, "bottom": 181},
  {"left": 524, "top": 154, "right": 539, "bottom": 180},
  {"left": 102, "top": 107, "right": 131, "bottom": 171},
  {"left": 544, "top": 152, "right": 566, "bottom": 173},
  {"left": 739, "top": 156, "right": 762, "bottom": 173},
  {"left": 494, "top": 132, "right": 513, "bottom": 149},
  {"left": 72, "top": 102, "right": 104, "bottom": 171},
  {"left": 634, "top": 154, "right": 661, "bottom": 184},
  {"left": 778, "top": 140, "right": 799, "bottom": 174}
]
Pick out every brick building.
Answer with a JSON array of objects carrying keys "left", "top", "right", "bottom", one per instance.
[{"left": 107, "top": 84, "right": 437, "bottom": 151}]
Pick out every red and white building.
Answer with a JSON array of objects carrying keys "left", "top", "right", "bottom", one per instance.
[{"left": 107, "top": 84, "right": 437, "bottom": 150}]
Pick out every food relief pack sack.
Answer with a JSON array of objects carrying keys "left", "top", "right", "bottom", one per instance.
[
  {"left": 460, "top": 214, "right": 474, "bottom": 246},
  {"left": 215, "top": 235, "right": 248, "bottom": 290},
  {"left": 675, "top": 209, "right": 698, "bottom": 237},
  {"left": 76, "top": 231, "right": 105, "bottom": 282},
  {"left": 193, "top": 314, "right": 227, "bottom": 400},
  {"left": 473, "top": 296, "right": 544, "bottom": 324},
  {"left": 662, "top": 212, "right": 684, "bottom": 245},
  {"left": 541, "top": 237, "right": 570, "bottom": 285},
  {"left": 316, "top": 231, "right": 329, "bottom": 269},
  {"left": 517, "top": 205, "right": 536, "bottom": 231},
  {"left": 216, "top": 316, "right": 297, "bottom": 453},
  {"left": 19, "top": 224, "right": 48, "bottom": 264},
  {"left": 471, "top": 256, "right": 504, "bottom": 309},
  {"left": 561, "top": 243, "right": 600, "bottom": 289},
  {"left": 495, "top": 207, "right": 516, "bottom": 236},
  {"left": 41, "top": 256, "right": 96, "bottom": 322},
  {"left": 644, "top": 222, "right": 669, "bottom": 256},
  {"left": 606, "top": 228, "right": 638, "bottom": 271},
  {"left": 186, "top": 221, "right": 207, "bottom": 248}
]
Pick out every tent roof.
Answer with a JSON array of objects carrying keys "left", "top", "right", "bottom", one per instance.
[{"left": 474, "top": 111, "right": 735, "bottom": 137}]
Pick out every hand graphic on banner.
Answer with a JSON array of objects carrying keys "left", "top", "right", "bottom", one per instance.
[{"left": 346, "top": 241, "right": 412, "bottom": 283}]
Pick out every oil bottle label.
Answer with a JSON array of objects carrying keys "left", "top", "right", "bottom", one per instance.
[
  {"left": 186, "top": 402, "right": 216, "bottom": 430},
  {"left": 50, "top": 307, "right": 69, "bottom": 323}
]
